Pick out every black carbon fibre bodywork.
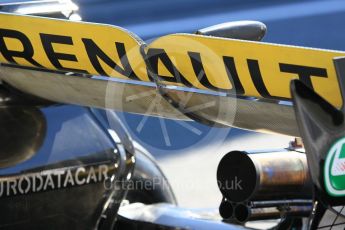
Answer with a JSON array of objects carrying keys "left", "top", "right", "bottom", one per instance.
[{"left": 0, "top": 105, "right": 133, "bottom": 229}]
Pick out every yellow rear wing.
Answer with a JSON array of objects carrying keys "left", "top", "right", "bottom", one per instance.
[{"left": 0, "top": 12, "right": 344, "bottom": 136}]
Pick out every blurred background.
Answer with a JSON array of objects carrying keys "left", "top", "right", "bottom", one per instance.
[{"left": 73, "top": 0, "right": 345, "bottom": 208}]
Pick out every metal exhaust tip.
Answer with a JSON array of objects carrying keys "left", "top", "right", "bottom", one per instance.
[{"left": 234, "top": 203, "right": 250, "bottom": 223}]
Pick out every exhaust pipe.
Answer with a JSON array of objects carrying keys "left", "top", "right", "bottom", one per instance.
[
  {"left": 217, "top": 150, "right": 312, "bottom": 203},
  {"left": 233, "top": 203, "right": 312, "bottom": 223},
  {"left": 219, "top": 199, "right": 234, "bottom": 219},
  {"left": 217, "top": 150, "right": 313, "bottom": 222}
]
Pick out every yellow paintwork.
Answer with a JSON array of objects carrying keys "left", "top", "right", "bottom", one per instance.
[
  {"left": 0, "top": 13, "right": 344, "bottom": 107},
  {"left": 0, "top": 13, "right": 149, "bottom": 81},
  {"left": 149, "top": 34, "right": 345, "bottom": 107}
]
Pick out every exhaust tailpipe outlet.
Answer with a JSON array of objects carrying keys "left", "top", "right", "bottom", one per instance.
[
  {"left": 219, "top": 199, "right": 234, "bottom": 219},
  {"left": 217, "top": 150, "right": 312, "bottom": 203},
  {"left": 234, "top": 203, "right": 251, "bottom": 223}
]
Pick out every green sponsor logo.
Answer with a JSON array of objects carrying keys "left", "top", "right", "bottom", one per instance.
[{"left": 324, "top": 138, "right": 345, "bottom": 196}]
